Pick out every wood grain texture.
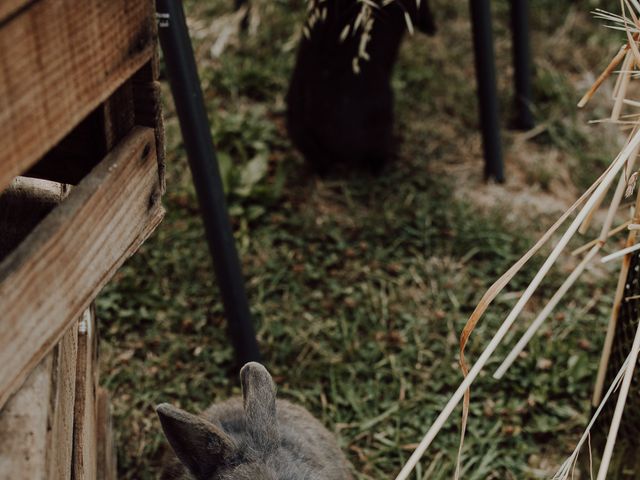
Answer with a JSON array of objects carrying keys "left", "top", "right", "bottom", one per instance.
[
  {"left": 0, "top": 0, "right": 156, "bottom": 191},
  {"left": 0, "top": 126, "right": 164, "bottom": 409},
  {"left": 96, "top": 388, "right": 117, "bottom": 480},
  {"left": 46, "top": 323, "right": 78, "bottom": 480},
  {"left": 103, "top": 80, "right": 137, "bottom": 153},
  {"left": 72, "top": 308, "right": 98, "bottom": 480},
  {"left": 0, "top": 322, "right": 79, "bottom": 479},
  {"left": 0, "top": 0, "right": 34, "bottom": 26},
  {"left": 0, "top": 353, "right": 53, "bottom": 479},
  {"left": 133, "top": 67, "right": 166, "bottom": 190}
]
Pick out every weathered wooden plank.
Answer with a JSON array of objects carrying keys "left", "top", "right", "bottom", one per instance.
[
  {"left": 96, "top": 388, "right": 117, "bottom": 480},
  {"left": 0, "top": 175, "right": 76, "bottom": 478},
  {"left": 72, "top": 308, "right": 98, "bottom": 480},
  {"left": 0, "top": 352, "right": 53, "bottom": 478},
  {"left": 133, "top": 60, "right": 166, "bottom": 190},
  {"left": 0, "top": 320, "right": 79, "bottom": 479},
  {"left": 103, "top": 80, "right": 137, "bottom": 153},
  {"left": 0, "top": 0, "right": 33, "bottom": 26},
  {"left": 0, "top": 126, "right": 164, "bottom": 409},
  {"left": 46, "top": 323, "right": 78, "bottom": 480},
  {"left": 0, "top": 0, "right": 156, "bottom": 191}
]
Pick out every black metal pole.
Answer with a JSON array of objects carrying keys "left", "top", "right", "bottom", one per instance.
[
  {"left": 510, "top": 0, "right": 534, "bottom": 130},
  {"left": 469, "top": 0, "right": 504, "bottom": 182},
  {"left": 155, "top": 0, "right": 261, "bottom": 366}
]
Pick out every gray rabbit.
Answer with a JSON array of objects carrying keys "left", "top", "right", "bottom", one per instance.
[{"left": 157, "top": 362, "right": 353, "bottom": 480}]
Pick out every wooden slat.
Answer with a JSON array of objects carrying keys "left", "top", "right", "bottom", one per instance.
[
  {"left": 72, "top": 308, "right": 98, "bottom": 480},
  {"left": 47, "top": 323, "right": 78, "bottom": 480},
  {"left": 0, "top": 126, "right": 164, "bottom": 409},
  {"left": 0, "top": 321, "right": 79, "bottom": 479},
  {"left": 133, "top": 63, "right": 166, "bottom": 190},
  {"left": 96, "top": 388, "right": 117, "bottom": 480},
  {"left": 0, "top": 175, "right": 76, "bottom": 478},
  {"left": 0, "top": 0, "right": 156, "bottom": 191},
  {"left": 0, "top": 353, "right": 53, "bottom": 478}
]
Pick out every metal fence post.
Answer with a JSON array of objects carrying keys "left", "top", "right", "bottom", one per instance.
[
  {"left": 469, "top": 0, "right": 505, "bottom": 182},
  {"left": 155, "top": 0, "right": 261, "bottom": 366},
  {"left": 511, "top": 0, "right": 534, "bottom": 130}
]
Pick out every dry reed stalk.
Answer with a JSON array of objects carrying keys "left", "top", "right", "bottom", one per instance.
[
  {"left": 593, "top": 174, "right": 640, "bottom": 405},
  {"left": 592, "top": 248, "right": 635, "bottom": 405},
  {"left": 493, "top": 244, "right": 601, "bottom": 379},
  {"left": 623, "top": 1, "right": 640, "bottom": 65},
  {"left": 578, "top": 44, "right": 631, "bottom": 108},
  {"left": 612, "top": 51, "right": 633, "bottom": 120},
  {"left": 601, "top": 241, "right": 640, "bottom": 261},
  {"left": 581, "top": 121, "right": 639, "bottom": 240},
  {"left": 450, "top": 164, "right": 614, "bottom": 479},
  {"left": 394, "top": 5, "right": 640, "bottom": 478},
  {"left": 448, "top": 152, "right": 624, "bottom": 478},
  {"left": 612, "top": 50, "right": 633, "bottom": 100},
  {"left": 394, "top": 128, "right": 640, "bottom": 480},
  {"left": 601, "top": 148, "right": 638, "bottom": 242},
  {"left": 572, "top": 221, "right": 631, "bottom": 256},
  {"left": 579, "top": 188, "right": 610, "bottom": 234},
  {"left": 552, "top": 353, "right": 631, "bottom": 480},
  {"left": 578, "top": 17, "right": 640, "bottom": 108},
  {"left": 494, "top": 154, "right": 632, "bottom": 378}
]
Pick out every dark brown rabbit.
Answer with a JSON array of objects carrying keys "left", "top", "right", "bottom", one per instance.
[
  {"left": 157, "top": 362, "right": 353, "bottom": 480},
  {"left": 286, "top": 0, "right": 436, "bottom": 174}
]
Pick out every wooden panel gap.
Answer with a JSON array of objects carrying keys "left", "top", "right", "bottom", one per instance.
[{"left": 24, "top": 78, "right": 136, "bottom": 185}]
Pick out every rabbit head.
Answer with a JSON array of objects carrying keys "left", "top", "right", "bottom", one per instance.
[{"left": 157, "top": 362, "right": 281, "bottom": 480}]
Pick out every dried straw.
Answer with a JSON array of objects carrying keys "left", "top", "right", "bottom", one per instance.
[
  {"left": 395, "top": 3, "right": 640, "bottom": 477},
  {"left": 395, "top": 128, "right": 640, "bottom": 480}
]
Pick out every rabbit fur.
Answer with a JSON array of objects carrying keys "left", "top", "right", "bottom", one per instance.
[{"left": 157, "top": 362, "right": 353, "bottom": 480}]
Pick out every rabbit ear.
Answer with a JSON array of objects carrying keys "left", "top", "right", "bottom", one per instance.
[
  {"left": 156, "top": 403, "right": 236, "bottom": 480},
  {"left": 240, "top": 362, "right": 279, "bottom": 454}
]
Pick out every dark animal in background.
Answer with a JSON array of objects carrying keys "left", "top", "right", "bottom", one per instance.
[
  {"left": 157, "top": 362, "right": 353, "bottom": 480},
  {"left": 286, "top": 0, "right": 436, "bottom": 174}
]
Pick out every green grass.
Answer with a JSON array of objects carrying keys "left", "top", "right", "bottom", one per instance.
[{"left": 97, "top": 0, "right": 626, "bottom": 478}]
